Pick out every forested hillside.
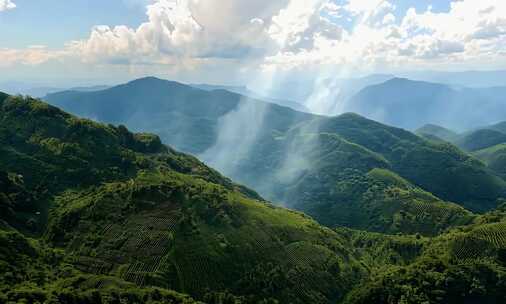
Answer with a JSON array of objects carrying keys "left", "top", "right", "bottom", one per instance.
[
  {"left": 44, "top": 79, "right": 506, "bottom": 231},
  {"left": 2, "top": 93, "right": 506, "bottom": 303},
  {"left": 1, "top": 94, "right": 361, "bottom": 303}
]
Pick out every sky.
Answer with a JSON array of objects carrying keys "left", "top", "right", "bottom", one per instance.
[{"left": 1, "top": 0, "right": 506, "bottom": 86}]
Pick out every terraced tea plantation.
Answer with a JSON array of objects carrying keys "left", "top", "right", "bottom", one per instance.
[
  {"left": 45, "top": 168, "right": 365, "bottom": 303},
  {"left": 450, "top": 221, "right": 506, "bottom": 261},
  {"left": 2, "top": 94, "right": 506, "bottom": 303}
]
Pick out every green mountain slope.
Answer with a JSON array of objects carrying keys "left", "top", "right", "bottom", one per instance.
[
  {"left": 2, "top": 93, "right": 506, "bottom": 304},
  {"left": 45, "top": 77, "right": 313, "bottom": 155},
  {"left": 343, "top": 205, "right": 506, "bottom": 304},
  {"left": 240, "top": 113, "right": 503, "bottom": 230},
  {"left": 474, "top": 143, "right": 506, "bottom": 179},
  {"left": 44, "top": 79, "right": 506, "bottom": 232},
  {"left": 290, "top": 166, "right": 474, "bottom": 235},
  {"left": 310, "top": 114, "right": 506, "bottom": 212},
  {"left": 0, "top": 228, "right": 201, "bottom": 304},
  {"left": 455, "top": 129, "right": 506, "bottom": 152},
  {"left": 0, "top": 94, "right": 363, "bottom": 303},
  {"left": 234, "top": 128, "right": 476, "bottom": 235},
  {"left": 415, "top": 123, "right": 459, "bottom": 142}
]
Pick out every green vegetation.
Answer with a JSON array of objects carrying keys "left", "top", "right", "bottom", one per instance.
[
  {"left": 416, "top": 123, "right": 459, "bottom": 142},
  {"left": 289, "top": 164, "right": 474, "bottom": 236},
  {"left": 342, "top": 206, "right": 506, "bottom": 304},
  {"left": 45, "top": 77, "right": 313, "bottom": 155},
  {"left": 1, "top": 94, "right": 361, "bottom": 303},
  {"left": 4, "top": 93, "right": 506, "bottom": 303},
  {"left": 474, "top": 143, "right": 506, "bottom": 179},
  {"left": 45, "top": 79, "right": 506, "bottom": 232},
  {"left": 416, "top": 121, "right": 506, "bottom": 181},
  {"left": 244, "top": 114, "right": 504, "bottom": 230},
  {"left": 455, "top": 129, "right": 506, "bottom": 152},
  {"left": 310, "top": 114, "right": 506, "bottom": 211}
]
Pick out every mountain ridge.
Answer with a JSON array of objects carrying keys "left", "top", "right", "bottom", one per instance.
[
  {"left": 2, "top": 92, "right": 506, "bottom": 303},
  {"left": 347, "top": 77, "right": 506, "bottom": 130},
  {"left": 44, "top": 79, "right": 506, "bottom": 225}
]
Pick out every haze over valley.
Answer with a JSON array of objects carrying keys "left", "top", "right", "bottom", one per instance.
[{"left": 2, "top": 1, "right": 506, "bottom": 303}]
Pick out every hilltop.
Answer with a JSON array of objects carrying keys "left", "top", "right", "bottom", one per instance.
[
  {"left": 455, "top": 129, "right": 506, "bottom": 152},
  {"left": 45, "top": 77, "right": 314, "bottom": 155},
  {"left": 346, "top": 78, "right": 506, "bottom": 130},
  {"left": 0, "top": 93, "right": 362, "bottom": 303},
  {"left": 44, "top": 79, "right": 506, "bottom": 230},
  {"left": 1, "top": 93, "right": 506, "bottom": 303},
  {"left": 416, "top": 124, "right": 459, "bottom": 142}
]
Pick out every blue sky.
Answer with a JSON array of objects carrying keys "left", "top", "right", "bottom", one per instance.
[
  {"left": 0, "top": 0, "right": 147, "bottom": 48},
  {"left": 1, "top": 0, "right": 452, "bottom": 48},
  {"left": 0, "top": 0, "right": 505, "bottom": 86}
]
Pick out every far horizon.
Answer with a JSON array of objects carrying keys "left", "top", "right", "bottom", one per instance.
[
  {"left": 2, "top": 0, "right": 506, "bottom": 86},
  {"left": 3, "top": 1, "right": 506, "bottom": 303}
]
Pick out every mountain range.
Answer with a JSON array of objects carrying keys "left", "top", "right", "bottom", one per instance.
[
  {"left": 45, "top": 77, "right": 506, "bottom": 224},
  {"left": 417, "top": 121, "right": 506, "bottom": 181},
  {"left": 2, "top": 89, "right": 506, "bottom": 303},
  {"left": 191, "top": 83, "right": 310, "bottom": 113},
  {"left": 347, "top": 78, "right": 506, "bottom": 130}
]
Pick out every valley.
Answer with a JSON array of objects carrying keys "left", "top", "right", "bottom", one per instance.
[
  {"left": 3, "top": 1, "right": 506, "bottom": 303},
  {"left": 2, "top": 87, "right": 506, "bottom": 303}
]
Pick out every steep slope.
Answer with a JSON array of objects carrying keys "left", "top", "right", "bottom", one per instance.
[
  {"left": 348, "top": 78, "right": 506, "bottom": 130},
  {"left": 309, "top": 114, "right": 506, "bottom": 212},
  {"left": 0, "top": 170, "right": 40, "bottom": 232},
  {"left": 227, "top": 112, "right": 501, "bottom": 232},
  {"left": 45, "top": 77, "right": 313, "bottom": 155},
  {"left": 209, "top": 112, "right": 502, "bottom": 232},
  {"left": 217, "top": 114, "right": 489, "bottom": 233},
  {"left": 237, "top": 127, "right": 476, "bottom": 235},
  {"left": 343, "top": 204, "right": 506, "bottom": 304},
  {"left": 474, "top": 143, "right": 506, "bottom": 179},
  {"left": 455, "top": 129, "right": 506, "bottom": 152},
  {"left": 0, "top": 94, "right": 363, "bottom": 303},
  {"left": 0, "top": 228, "right": 201, "bottom": 304},
  {"left": 290, "top": 167, "right": 474, "bottom": 235},
  {"left": 44, "top": 79, "right": 506, "bottom": 231},
  {"left": 416, "top": 124, "right": 459, "bottom": 142},
  {"left": 2, "top": 93, "right": 506, "bottom": 304}
]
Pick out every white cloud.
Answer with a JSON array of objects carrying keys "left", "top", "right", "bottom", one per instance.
[
  {"left": 263, "top": 0, "right": 506, "bottom": 72},
  {"left": 0, "top": 0, "right": 15, "bottom": 12},
  {"left": 345, "top": 0, "right": 395, "bottom": 24},
  {"left": 68, "top": 0, "right": 288, "bottom": 66},
  {"left": 5, "top": 0, "right": 506, "bottom": 79},
  {"left": 0, "top": 46, "right": 66, "bottom": 67}
]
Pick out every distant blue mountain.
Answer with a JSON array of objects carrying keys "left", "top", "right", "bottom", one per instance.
[
  {"left": 400, "top": 70, "right": 506, "bottom": 88},
  {"left": 191, "top": 83, "right": 310, "bottom": 112},
  {"left": 348, "top": 78, "right": 506, "bottom": 130}
]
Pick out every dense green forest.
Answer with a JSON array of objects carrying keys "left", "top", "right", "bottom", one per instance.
[
  {"left": 2, "top": 93, "right": 506, "bottom": 303},
  {"left": 45, "top": 78, "right": 506, "bottom": 230}
]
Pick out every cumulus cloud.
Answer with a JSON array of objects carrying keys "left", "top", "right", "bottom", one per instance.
[
  {"left": 263, "top": 0, "right": 506, "bottom": 72},
  {"left": 0, "top": 46, "right": 66, "bottom": 67},
  {"left": 5, "top": 0, "right": 506, "bottom": 77},
  {"left": 67, "top": 0, "right": 286, "bottom": 66},
  {"left": 0, "top": 0, "right": 15, "bottom": 11}
]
